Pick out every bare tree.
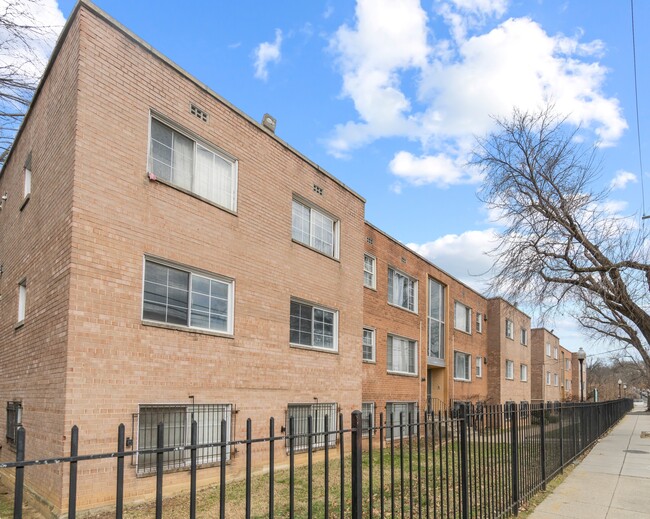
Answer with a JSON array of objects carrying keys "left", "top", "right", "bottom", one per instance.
[
  {"left": 0, "top": 0, "right": 58, "bottom": 163},
  {"left": 473, "top": 105, "right": 650, "bottom": 391}
]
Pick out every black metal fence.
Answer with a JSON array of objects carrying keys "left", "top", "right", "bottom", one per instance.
[{"left": 1, "top": 398, "right": 633, "bottom": 519}]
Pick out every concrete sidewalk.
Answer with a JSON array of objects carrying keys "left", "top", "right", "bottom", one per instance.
[{"left": 528, "top": 402, "right": 650, "bottom": 518}]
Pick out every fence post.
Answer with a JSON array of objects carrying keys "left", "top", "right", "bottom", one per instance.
[
  {"left": 460, "top": 403, "right": 470, "bottom": 519},
  {"left": 351, "top": 410, "right": 363, "bottom": 519},
  {"left": 13, "top": 426, "right": 25, "bottom": 519},
  {"left": 156, "top": 422, "right": 164, "bottom": 519},
  {"left": 510, "top": 402, "right": 519, "bottom": 516},
  {"left": 190, "top": 420, "right": 197, "bottom": 519},
  {"left": 558, "top": 405, "right": 564, "bottom": 474},
  {"left": 68, "top": 425, "right": 78, "bottom": 519},
  {"left": 116, "top": 423, "right": 125, "bottom": 519},
  {"left": 540, "top": 403, "right": 547, "bottom": 490}
]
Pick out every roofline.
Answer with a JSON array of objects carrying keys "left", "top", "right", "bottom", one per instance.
[
  {"left": 364, "top": 220, "right": 489, "bottom": 302},
  {"left": 1, "top": 0, "right": 366, "bottom": 204},
  {"left": 486, "top": 296, "right": 532, "bottom": 319},
  {"left": 531, "top": 327, "right": 560, "bottom": 340}
]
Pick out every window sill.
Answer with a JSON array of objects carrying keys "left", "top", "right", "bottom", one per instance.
[
  {"left": 454, "top": 327, "right": 472, "bottom": 336},
  {"left": 14, "top": 320, "right": 24, "bottom": 330},
  {"left": 363, "top": 359, "right": 376, "bottom": 364},
  {"left": 150, "top": 175, "right": 238, "bottom": 216},
  {"left": 19, "top": 194, "right": 30, "bottom": 211},
  {"left": 386, "top": 302, "right": 418, "bottom": 315},
  {"left": 505, "top": 377, "right": 514, "bottom": 381},
  {"left": 363, "top": 285, "right": 377, "bottom": 292},
  {"left": 141, "top": 320, "right": 234, "bottom": 339},
  {"left": 289, "top": 343, "right": 339, "bottom": 355},
  {"left": 291, "top": 239, "right": 340, "bottom": 262},
  {"left": 453, "top": 377, "right": 472, "bottom": 383},
  {"left": 387, "top": 370, "right": 418, "bottom": 378}
]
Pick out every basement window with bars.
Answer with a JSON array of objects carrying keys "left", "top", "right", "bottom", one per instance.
[
  {"left": 385, "top": 402, "right": 417, "bottom": 439},
  {"left": 5, "top": 401, "right": 22, "bottom": 447},
  {"left": 285, "top": 403, "right": 337, "bottom": 453},
  {"left": 136, "top": 403, "right": 232, "bottom": 475},
  {"left": 362, "top": 402, "right": 375, "bottom": 436}
]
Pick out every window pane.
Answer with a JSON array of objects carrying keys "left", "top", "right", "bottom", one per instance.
[
  {"left": 172, "top": 131, "right": 193, "bottom": 191},
  {"left": 292, "top": 201, "right": 311, "bottom": 245}
]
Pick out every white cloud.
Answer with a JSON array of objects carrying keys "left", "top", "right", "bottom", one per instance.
[
  {"left": 610, "top": 170, "right": 637, "bottom": 190},
  {"left": 389, "top": 150, "right": 480, "bottom": 187},
  {"left": 253, "top": 29, "right": 283, "bottom": 81},
  {"left": 407, "top": 228, "right": 498, "bottom": 289},
  {"left": 327, "top": 0, "right": 627, "bottom": 181}
]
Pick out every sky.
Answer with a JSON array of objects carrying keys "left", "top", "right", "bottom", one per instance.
[{"left": 26, "top": 0, "right": 650, "bottom": 359}]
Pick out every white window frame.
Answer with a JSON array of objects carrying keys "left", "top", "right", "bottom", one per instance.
[
  {"left": 520, "top": 364, "right": 528, "bottom": 382},
  {"left": 363, "top": 254, "right": 376, "bottom": 289},
  {"left": 475, "top": 312, "right": 483, "bottom": 333},
  {"left": 546, "top": 342, "right": 551, "bottom": 357},
  {"left": 142, "top": 258, "right": 234, "bottom": 334},
  {"left": 290, "top": 298, "right": 338, "bottom": 352},
  {"left": 505, "top": 319, "right": 514, "bottom": 339},
  {"left": 286, "top": 403, "right": 337, "bottom": 452},
  {"left": 387, "top": 267, "right": 417, "bottom": 312},
  {"left": 546, "top": 371, "right": 551, "bottom": 385},
  {"left": 292, "top": 198, "right": 340, "bottom": 259},
  {"left": 554, "top": 347, "right": 558, "bottom": 359},
  {"left": 454, "top": 302, "right": 472, "bottom": 334},
  {"left": 362, "top": 327, "right": 376, "bottom": 362},
  {"left": 505, "top": 359, "right": 514, "bottom": 380},
  {"left": 387, "top": 334, "right": 417, "bottom": 375},
  {"left": 476, "top": 356, "right": 482, "bottom": 378},
  {"left": 520, "top": 328, "right": 528, "bottom": 345},
  {"left": 554, "top": 373, "right": 559, "bottom": 386},
  {"left": 385, "top": 401, "right": 417, "bottom": 439},
  {"left": 17, "top": 279, "right": 26, "bottom": 323},
  {"left": 148, "top": 115, "right": 238, "bottom": 212},
  {"left": 454, "top": 351, "right": 471, "bottom": 381},
  {"left": 24, "top": 167, "right": 31, "bottom": 199}
]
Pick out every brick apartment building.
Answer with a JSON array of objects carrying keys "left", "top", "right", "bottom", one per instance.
[
  {"left": 361, "top": 223, "right": 489, "bottom": 430},
  {"left": 486, "top": 298, "right": 533, "bottom": 405},
  {"left": 560, "top": 345, "right": 575, "bottom": 400},
  {"left": 0, "top": 2, "right": 365, "bottom": 515},
  {"left": 0, "top": 1, "right": 586, "bottom": 516},
  {"left": 531, "top": 328, "right": 563, "bottom": 402}
]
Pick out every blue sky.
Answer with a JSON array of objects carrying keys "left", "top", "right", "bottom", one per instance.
[{"left": 36, "top": 0, "right": 650, "bottom": 357}]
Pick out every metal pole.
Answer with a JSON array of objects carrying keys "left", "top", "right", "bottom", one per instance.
[
  {"left": 351, "top": 411, "right": 363, "bottom": 519},
  {"left": 579, "top": 359, "right": 585, "bottom": 402},
  {"left": 460, "top": 404, "right": 469, "bottom": 519}
]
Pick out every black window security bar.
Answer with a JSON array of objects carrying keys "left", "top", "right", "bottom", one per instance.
[
  {"left": 284, "top": 402, "right": 337, "bottom": 452},
  {"left": 5, "top": 401, "right": 21, "bottom": 446},
  {"left": 1, "top": 399, "right": 633, "bottom": 519}
]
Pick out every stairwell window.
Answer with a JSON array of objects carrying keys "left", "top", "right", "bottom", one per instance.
[
  {"left": 142, "top": 259, "right": 234, "bottom": 334},
  {"left": 363, "top": 327, "right": 376, "bottom": 362},
  {"left": 505, "top": 360, "right": 514, "bottom": 380},
  {"left": 454, "top": 351, "right": 471, "bottom": 381},
  {"left": 454, "top": 302, "right": 471, "bottom": 334},
  {"left": 149, "top": 117, "right": 237, "bottom": 211},
  {"left": 505, "top": 319, "right": 514, "bottom": 339},
  {"left": 17, "top": 279, "right": 26, "bottom": 325},
  {"left": 428, "top": 278, "right": 445, "bottom": 361},
  {"left": 364, "top": 254, "right": 376, "bottom": 288},
  {"left": 292, "top": 199, "right": 339, "bottom": 258}
]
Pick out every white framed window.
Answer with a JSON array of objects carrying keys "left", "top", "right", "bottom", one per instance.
[
  {"left": 505, "top": 360, "right": 514, "bottom": 380},
  {"left": 388, "top": 268, "right": 417, "bottom": 312},
  {"left": 454, "top": 302, "right": 472, "bottom": 334},
  {"left": 363, "top": 254, "right": 376, "bottom": 289},
  {"left": 565, "top": 359, "right": 571, "bottom": 370},
  {"left": 520, "top": 364, "right": 528, "bottom": 382},
  {"left": 554, "top": 373, "right": 559, "bottom": 386},
  {"left": 23, "top": 153, "right": 32, "bottom": 199},
  {"left": 149, "top": 117, "right": 237, "bottom": 211},
  {"left": 290, "top": 299, "right": 338, "bottom": 351},
  {"left": 17, "top": 279, "right": 26, "bottom": 323},
  {"left": 292, "top": 199, "right": 339, "bottom": 258},
  {"left": 363, "top": 327, "right": 376, "bottom": 362},
  {"left": 137, "top": 403, "right": 231, "bottom": 474},
  {"left": 546, "top": 371, "right": 551, "bottom": 385},
  {"left": 505, "top": 319, "right": 514, "bottom": 339},
  {"left": 520, "top": 328, "right": 528, "bottom": 345},
  {"left": 143, "top": 259, "right": 234, "bottom": 334},
  {"left": 428, "top": 278, "right": 445, "bottom": 361},
  {"left": 476, "top": 356, "right": 482, "bottom": 378},
  {"left": 546, "top": 342, "right": 551, "bottom": 357},
  {"left": 475, "top": 312, "right": 483, "bottom": 333},
  {"left": 567, "top": 380, "right": 571, "bottom": 391},
  {"left": 387, "top": 334, "right": 417, "bottom": 375},
  {"left": 286, "top": 403, "right": 337, "bottom": 452},
  {"left": 454, "top": 351, "right": 471, "bottom": 381},
  {"left": 553, "top": 347, "right": 558, "bottom": 359},
  {"left": 362, "top": 402, "right": 375, "bottom": 436},
  {"left": 385, "top": 402, "right": 417, "bottom": 439}
]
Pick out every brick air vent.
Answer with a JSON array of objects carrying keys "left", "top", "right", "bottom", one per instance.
[
  {"left": 313, "top": 184, "right": 323, "bottom": 195},
  {"left": 190, "top": 104, "right": 208, "bottom": 122},
  {"left": 366, "top": 237, "right": 373, "bottom": 245}
]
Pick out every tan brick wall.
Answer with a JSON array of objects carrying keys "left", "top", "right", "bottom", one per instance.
[
  {"left": 486, "top": 299, "right": 532, "bottom": 404},
  {"left": 560, "top": 346, "right": 574, "bottom": 400},
  {"left": 531, "top": 329, "right": 562, "bottom": 402},
  {"left": 0, "top": 13, "right": 80, "bottom": 515}
]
